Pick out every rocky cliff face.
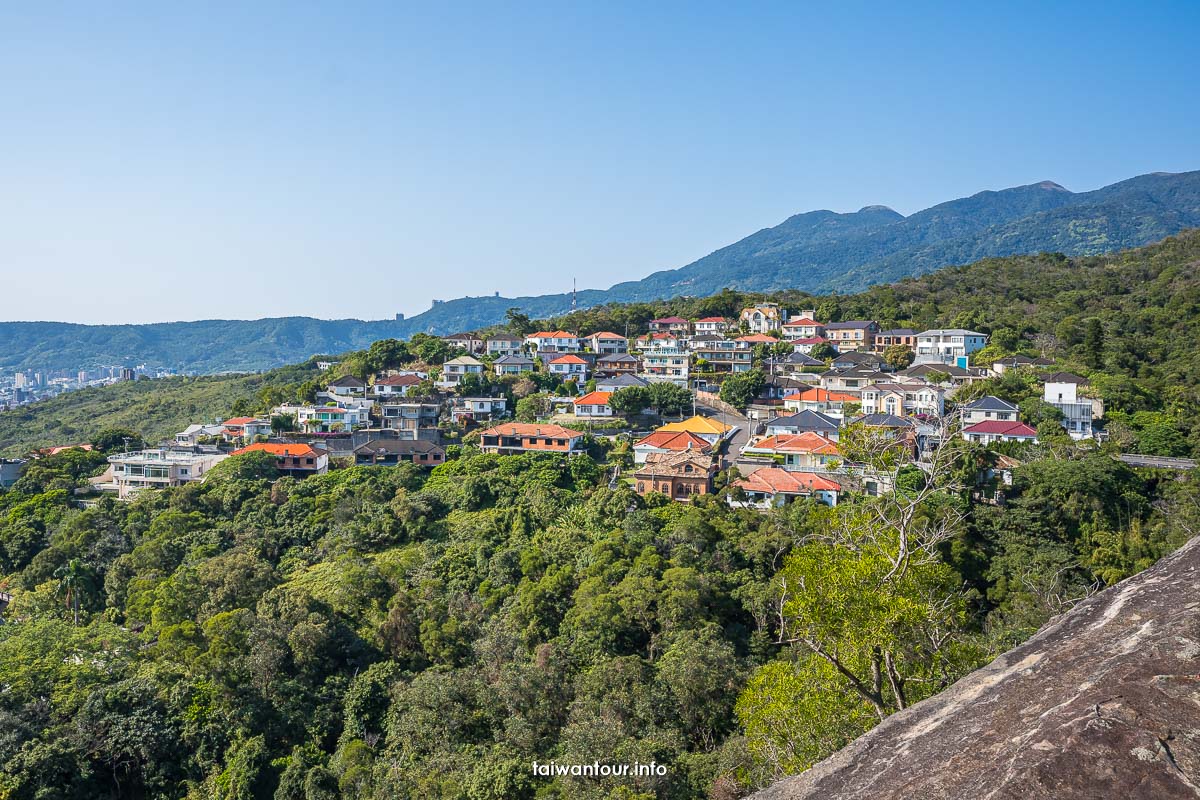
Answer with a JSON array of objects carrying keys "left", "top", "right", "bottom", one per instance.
[{"left": 751, "top": 536, "right": 1200, "bottom": 800}]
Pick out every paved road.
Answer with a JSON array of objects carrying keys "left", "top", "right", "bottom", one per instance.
[
  {"left": 1117, "top": 453, "right": 1197, "bottom": 470},
  {"left": 694, "top": 398, "right": 752, "bottom": 469}
]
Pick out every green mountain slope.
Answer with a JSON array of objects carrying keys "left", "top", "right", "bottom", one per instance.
[{"left": 1, "top": 170, "right": 1197, "bottom": 374}]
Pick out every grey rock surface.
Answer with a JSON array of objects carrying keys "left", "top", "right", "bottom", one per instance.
[{"left": 751, "top": 536, "right": 1200, "bottom": 799}]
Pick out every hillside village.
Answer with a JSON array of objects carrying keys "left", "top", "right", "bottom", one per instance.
[{"left": 4, "top": 300, "right": 1139, "bottom": 514}]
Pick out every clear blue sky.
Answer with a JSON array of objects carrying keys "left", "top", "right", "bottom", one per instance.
[{"left": 1, "top": 1, "right": 1197, "bottom": 324}]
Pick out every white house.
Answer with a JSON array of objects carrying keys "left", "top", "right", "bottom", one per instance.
[
  {"left": 573, "top": 391, "right": 614, "bottom": 417},
  {"left": 584, "top": 331, "right": 628, "bottom": 354},
  {"left": 327, "top": 375, "right": 367, "bottom": 396},
  {"left": 548, "top": 354, "right": 589, "bottom": 380},
  {"left": 641, "top": 348, "right": 690, "bottom": 385},
  {"left": 451, "top": 396, "right": 508, "bottom": 422},
  {"left": 1042, "top": 372, "right": 1097, "bottom": 439},
  {"left": 106, "top": 448, "right": 229, "bottom": 499},
  {"left": 914, "top": 329, "right": 988, "bottom": 366},
  {"left": 693, "top": 317, "right": 730, "bottom": 334},
  {"left": 960, "top": 396, "right": 1019, "bottom": 425},
  {"left": 962, "top": 420, "right": 1038, "bottom": 445},
  {"left": 493, "top": 355, "right": 535, "bottom": 376},
  {"left": 525, "top": 331, "right": 580, "bottom": 353},
  {"left": 739, "top": 304, "right": 785, "bottom": 334},
  {"left": 373, "top": 373, "right": 423, "bottom": 398},
  {"left": 485, "top": 334, "right": 524, "bottom": 357},
  {"left": 438, "top": 355, "right": 485, "bottom": 387},
  {"left": 859, "top": 383, "right": 945, "bottom": 417}
]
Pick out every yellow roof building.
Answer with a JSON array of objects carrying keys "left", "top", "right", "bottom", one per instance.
[{"left": 656, "top": 415, "right": 732, "bottom": 438}]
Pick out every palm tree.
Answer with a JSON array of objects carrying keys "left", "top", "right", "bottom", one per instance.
[{"left": 54, "top": 559, "right": 94, "bottom": 626}]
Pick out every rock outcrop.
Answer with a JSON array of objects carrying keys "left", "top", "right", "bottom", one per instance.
[{"left": 752, "top": 536, "right": 1200, "bottom": 799}]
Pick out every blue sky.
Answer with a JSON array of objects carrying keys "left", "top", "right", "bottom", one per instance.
[{"left": 0, "top": 1, "right": 1197, "bottom": 324}]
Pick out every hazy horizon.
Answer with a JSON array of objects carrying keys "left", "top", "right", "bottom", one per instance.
[{"left": 2, "top": 2, "right": 1198, "bottom": 324}]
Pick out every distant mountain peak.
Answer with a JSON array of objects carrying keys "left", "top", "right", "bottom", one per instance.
[
  {"left": 858, "top": 204, "right": 900, "bottom": 215},
  {"left": 1035, "top": 180, "right": 1069, "bottom": 191}
]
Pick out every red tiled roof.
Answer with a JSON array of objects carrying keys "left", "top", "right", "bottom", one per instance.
[
  {"left": 695, "top": 316, "right": 728, "bottom": 323},
  {"left": 783, "top": 318, "right": 820, "bottom": 326},
  {"left": 791, "top": 336, "right": 828, "bottom": 345},
  {"left": 651, "top": 316, "right": 690, "bottom": 324},
  {"left": 588, "top": 331, "right": 627, "bottom": 339},
  {"left": 735, "top": 334, "right": 780, "bottom": 343},
  {"left": 750, "top": 432, "right": 840, "bottom": 455},
  {"left": 234, "top": 442, "right": 320, "bottom": 458},
  {"left": 549, "top": 354, "right": 587, "bottom": 364},
  {"left": 634, "top": 430, "right": 713, "bottom": 452},
  {"left": 376, "top": 374, "right": 422, "bottom": 386},
  {"left": 736, "top": 467, "right": 841, "bottom": 494},
  {"left": 223, "top": 416, "right": 260, "bottom": 426},
  {"left": 964, "top": 420, "right": 1038, "bottom": 437},
  {"left": 573, "top": 391, "right": 612, "bottom": 406},
  {"left": 528, "top": 330, "right": 577, "bottom": 339}
]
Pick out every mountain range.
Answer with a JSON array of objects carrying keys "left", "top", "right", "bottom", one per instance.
[{"left": 2, "top": 170, "right": 1198, "bottom": 374}]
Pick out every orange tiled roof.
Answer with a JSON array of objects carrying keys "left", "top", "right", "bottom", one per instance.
[
  {"left": 735, "top": 334, "right": 780, "bottom": 343},
  {"left": 573, "top": 391, "right": 612, "bottom": 406},
  {"left": 233, "top": 442, "right": 320, "bottom": 458},
  {"left": 223, "top": 416, "right": 260, "bottom": 426},
  {"left": 634, "top": 430, "right": 713, "bottom": 452},
  {"left": 587, "top": 331, "right": 627, "bottom": 339},
  {"left": 736, "top": 467, "right": 840, "bottom": 494},
  {"left": 549, "top": 354, "right": 587, "bottom": 364},
  {"left": 479, "top": 423, "right": 584, "bottom": 439},
  {"left": 751, "top": 432, "right": 840, "bottom": 455},
  {"left": 783, "top": 388, "right": 859, "bottom": 403},
  {"left": 528, "top": 330, "right": 577, "bottom": 339}
]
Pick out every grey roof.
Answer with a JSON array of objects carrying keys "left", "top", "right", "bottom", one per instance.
[
  {"left": 767, "top": 410, "right": 839, "bottom": 431},
  {"left": 493, "top": 355, "right": 534, "bottom": 365},
  {"left": 901, "top": 364, "right": 974, "bottom": 378},
  {"left": 825, "top": 320, "right": 877, "bottom": 330},
  {"left": 354, "top": 439, "right": 444, "bottom": 455},
  {"left": 597, "top": 353, "right": 640, "bottom": 363},
  {"left": 1040, "top": 372, "right": 1088, "bottom": 384},
  {"left": 878, "top": 328, "right": 917, "bottom": 336},
  {"left": 769, "top": 352, "right": 824, "bottom": 366},
  {"left": 328, "top": 375, "right": 366, "bottom": 388},
  {"left": 485, "top": 333, "right": 523, "bottom": 342},
  {"left": 597, "top": 374, "right": 650, "bottom": 388},
  {"left": 962, "top": 395, "right": 1019, "bottom": 412},
  {"left": 917, "top": 328, "right": 988, "bottom": 337},
  {"left": 851, "top": 413, "right": 917, "bottom": 428},
  {"left": 832, "top": 351, "right": 886, "bottom": 365}
]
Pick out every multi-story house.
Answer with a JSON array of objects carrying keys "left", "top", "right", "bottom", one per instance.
[
  {"left": 820, "top": 366, "right": 888, "bottom": 391},
  {"left": 960, "top": 396, "right": 1020, "bottom": 425},
  {"left": 451, "top": 396, "right": 508, "bottom": 422},
  {"left": 0, "top": 458, "right": 25, "bottom": 489},
  {"left": 781, "top": 387, "right": 860, "bottom": 417},
  {"left": 221, "top": 416, "right": 272, "bottom": 442},
  {"left": 729, "top": 468, "right": 841, "bottom": 509},
  {"left": 693, "top": 317, "right": 731, "bottom": 334},
  {"left": 743, "top": 431, "right": 842, "bottom": 470},
  {"left": 595, "top": 353, "right": 640, "bottom": 375},
  {"left": 648, "top": 317, "right": 691, "bottom": 334},
  {"left": 641, "top": 347, "right": 690, "bottom": 385},
  {"left": 438, "top": 355, "right": 485, "bottom": 387},
  {"left": 492, "top": 355, "right": 535, "bottom": 376},
  {"left": 914, "top": 329, "right": 989, "bottom": 366},
  {"left": 275, "top": 403, "right": 371, "bottom": 432},
  {"left": 233, "top": 442, "right": 329, "bottom": 478},
  {"left": 823, "top": 320, "right": 879, "bottom": 352},
  {"left": 380, "top": 401, "right": 441, "bottom": 437},
  {"left": 859, "top": 382, "right": 946, "bottom": 417},
  {"left": 693, "top": 338, "right": 753, "bottom": 373},
  {"left": 1042, "top": 372, "right": 1098, "bottom": 439},
  {"left": 781, "top": 316, "right": 825, "bottom": 340},
  {"left": 765, "top": 410, "right": 840, "bottom": 439},
  {"left": 584, "top": 331, "right": 628, "bottom": 354},
  {"left": 872, "top": 328, "right": 918, "bottom": 353},
  {"left": 548, "top": 354, "right": 589, "bottom": 380},
  {"left": 740, "top": 304, "right": 785, "bottom": 334},
  {"left": 525, "top": 331, "right": 580, "bottom": 353},
  {"left": 633, "top": 451, "right": 717, "bottom": 502},
  {"left": 485, "top": 334, "right": 524, "bottom": 357},
  {"left": 106, "top": 448, "right": 229, "bottom": 499},
  {"left": 477, "top": 423, "right": 586, "bottom": 455},
  {"left": 791, "top": 336, "right": 831, "bottom": 354},
  {"left": 962, "top": 420, "right": 1038, "bottom": 445},
  {"left": 632, "top": 430, "right": 712, "bottom": 464},
  {"left": 635, "top": 332, "right": 682, "bottom": 350}
]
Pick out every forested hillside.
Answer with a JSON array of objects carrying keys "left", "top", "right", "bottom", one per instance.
[
  {"left": 3, "top": 171, "right": 1197, "bottom": 373},
  {"left": 2, "top": 234, "right": 1200, "bottom": 798}
]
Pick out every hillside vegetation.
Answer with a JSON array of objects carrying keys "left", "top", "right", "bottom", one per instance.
[{"left": 2, "top": 170, "right": 1197, "bottom": 373}]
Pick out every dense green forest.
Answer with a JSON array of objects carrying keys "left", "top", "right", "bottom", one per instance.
[
  {"left": 2, "top": 171, "right": 1197, "bottom": 373},
  {"left": 3, "top": 234, "right": 1200, "bottom": 798}
]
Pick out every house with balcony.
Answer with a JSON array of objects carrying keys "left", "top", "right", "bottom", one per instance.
[
  {"left": 823, "top": 320, "right": 879, "bottom": 352},
  {"left": 584, "top": 331, "right": 628, "bottom": 354},
  {"left": 635, "top": 332, "right": 682, "bottom": 350},
  {"left": 791, "top": 336, "right": 831, "bottom": 355},
  {"left": 820, "top": 366, "right": 889, "bottom": 391},
  {"left": 693, "top": 338, "right": 753, "bottom": 373},
  {"left": 233, "top": 442, "right": 329, "bottom": 478},
  {"left": 743, "top": 431, "right": 841, "bottom": 471},
  {"left": 693, "top": 316, "right": 731, "bottom": 334},
  {"left": 106, "top": 448, "right": 229, "bottom": 499},
  {"left": 493, "top": 355, "right": 535, "bottom": 376},
  {"left": 991, "top": 355, "right": 1054, "bottom": 375},
  {"left": 641, "top": 348, "right": 690, "bottom": 385},
  {"left": 1041, "top": 372, "right": 1099, "bottom": 439},
  {"left": 451, "top": 396, "right": 508, "bottom": 422},
  {"left": 729, "top": 468, "right": 841, "bottom": 509},
  {"left": 648, "top": 316, "right": 691, "bottom": 334},
  {"left": 634, "top": 451, "right": 717, "bottom": 502},
  {"left": 914, "top": 329, "right": 988, "bottom": 366},
  {"left": 485, "top": 334, "right": 524, "bottom": 357},
  {"left": 438, "top": 355, "right": 485, "bottom": 387},
  {"left": 859, "top": 382, "right": 946, "bottom": 417},
  {"left": 175, "top": 423, "right": 224, "bottom": 446},
  {"left": 0, "top": 458, "right": 25, "bottom": 489},
  {"left": 221, "top": 416, "right": 272, "bottom": 442},
  {"left": 548, "top": 354, "right": 589, "bottom": 380},
  {"left": 781, "top": 317, "right": 825, "bottom": 340},
  {"left": 441, "top": 332, "right": 485, "bottom": 354},
  {"left": 765, "top": 410, "right": 840, "bottom": 439},
  {"left": 782, "top": 387, "right": 860, "bottom": 417},
  {"left": 525, "top": 331, "right": 580, "bottom": 353},
  {"left": 275, "top": 403, "right": 371, "bottom": 432},
  {"left": 477, "top": 423, "right": 586, "bottom": 455},
  {"left": 595, "top": 352, "right": 640, "bottom": 375},
  {"left": 380, "top": 401, "right": 441, "bottom": 437},
  {"left": 740, "top": 304, "right": 785, "bottom": 334}
]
